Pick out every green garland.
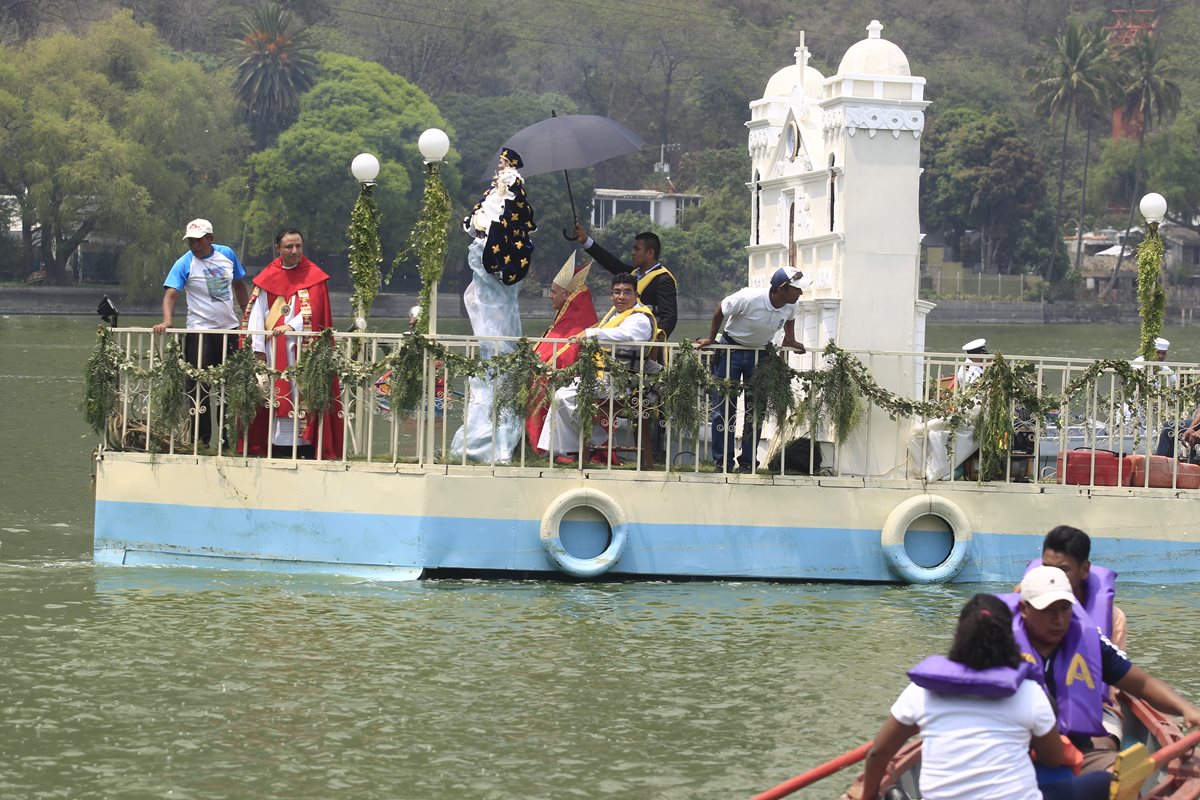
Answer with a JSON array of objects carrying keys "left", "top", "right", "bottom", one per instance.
[
  {"left": 151, "top": 337, "right": 192, "bottom": 435},
  {"left": 391, "top": 165, "right": 451, "bottom": 334},
  {"left": 748, "top": 344, "right": 797, "bottom": 433},
  {"left": 221, "top": 343, "right": 266, "bottom": 447},
  {"left": 83, "top": 325, "right": 122, "bottom": 437},
  {"left": 347, "top": 184, "right": 383, "bottom": 328},
  {"left": 386, "top": 334, "right": 436, "bottom": 416},
  {"left": 660, "top": 340, "right": 708, "bottom": 440},
  {"left": 807, "top": 351, "right": 864, "bottom": 444},
  {"left": 293, "top": 328, "right": 339, "bottom": 416},
  {"left": 86, "top": 328, "right": 1200, "bottom": 475},
  {"left": 492, "top": 337, "right": 551, "bottom": 418},
  {"left": 1136, "top": 224, "right": 1166, "bottom": 361}
]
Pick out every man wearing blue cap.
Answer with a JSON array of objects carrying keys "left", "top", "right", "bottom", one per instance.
[{"left": 696, "top": 266, "right": 810, "bottom": 472}]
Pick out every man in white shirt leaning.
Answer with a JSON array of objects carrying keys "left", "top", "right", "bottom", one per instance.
[{"left": 697, "top": 266, "right": 809, "bottom": 472}]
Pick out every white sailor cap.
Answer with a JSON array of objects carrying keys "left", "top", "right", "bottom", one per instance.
[
  {"left": 1155, "top": 337, "right": 1170, "bottom": 351},
  {"left": 962, "top": 338, "right": 987, "bottom": 353},
  {"left": 1132, "top": 355, "right": 1146, "bottom": 363}
]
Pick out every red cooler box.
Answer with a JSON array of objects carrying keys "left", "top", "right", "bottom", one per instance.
[
  {"left": 1128, "top": 454, "right": 1200, "bottom": 489},
  {"left": 1057, "top": 449, "right": 1133, "bottom": 486}
]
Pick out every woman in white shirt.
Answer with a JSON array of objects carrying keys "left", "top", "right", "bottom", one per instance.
[{"left": 857, "top": 594, "right": 1073, "bottom": 800}]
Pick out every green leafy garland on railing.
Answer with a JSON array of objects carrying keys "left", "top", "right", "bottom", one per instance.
[
  {"left": 220, "top": 343, "right": 267, "bottom": 447},
  {"left": 85, "top": 328, "right": 1200, "bottom": 476},
  {"left": 347, "top": 183, "right": 383, "bottom": 329},
  {"left": 1137, "top": 223, "right": 1166, "bottom": 361},
  {"left": 660, "top": 340, "right": 708, "bottom": 440},
  {"left": 151, "top": 337, "right": 192, "bottom": 434},
  {"left": 83, "top": 325, "right": 122, "bottom": 437},
  {"left": 492, "top": 337, "right": 550, "bottom": 418},
  {"left": 749, "top": 343, "right": 798, "bottom": 432},
  {"left": 294, "top": 328, "right": 340, "bottom": 415},
  {"left": 390, "top": 165, "right": 451, "bottom": 334},
  {"left": 805, "top": 351, "right": 864, "bottom": 444}
]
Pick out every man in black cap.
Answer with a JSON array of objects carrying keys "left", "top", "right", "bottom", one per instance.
[
  {"left": 572, "top": 223, "right": 677, "bottom": 338},
  {"left": 696, "top": 266, "right": 810, "bottom": 472}
]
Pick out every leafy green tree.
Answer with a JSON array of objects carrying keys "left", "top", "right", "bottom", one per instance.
[
  {"left": 0, "top": 11, "right": 248, "bottom": 291},
  {"left": 1107, "top": 33, "right": 1182, "bottom": 294},
  {"left": 230, "top": 3, "right": 318, "bottom": 147},
  {"left": 924, "top": 109, "right": 1052, "bottom": 276},
  {"left": 1028, "top": 20, "right": 1116, "bottom": 277},
  {"left": 245, "top": 51, "right": 460, "bottom": 278}
]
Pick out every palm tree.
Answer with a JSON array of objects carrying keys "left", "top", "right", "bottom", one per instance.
[
  {"left": 1106, "top": 32, "right": 1181, "bottom": 296},
  {"left": 230, "top": 4, "right": 318, "bottom": 146},
  {"left": 1028, "top": 21, "right": 1116, "bottom": 282}
]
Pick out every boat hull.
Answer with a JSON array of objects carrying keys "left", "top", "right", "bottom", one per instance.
[{"left": 93, "top": 453, "right": 1200, "bottom": 583}]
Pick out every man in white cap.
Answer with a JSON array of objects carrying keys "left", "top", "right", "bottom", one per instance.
[
  {"left": 1008, "top": 565, "right": 1200, "bottom": 772},
  {"left": 697, "top": 266, "right": 810, "bottom": 472},
  {"left": 955, "top": 338, "right": 988, "bottom": 388},
  {"left": 152, "top": 218, "right": 250, "bottom": 448}
]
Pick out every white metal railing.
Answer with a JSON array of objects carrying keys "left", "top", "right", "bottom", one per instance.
[{"left": 97, "top": 328, "right": 1200, "bottom": 490}]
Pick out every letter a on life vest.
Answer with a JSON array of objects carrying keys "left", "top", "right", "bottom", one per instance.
[{"left": 1064, "top": 653, "right": 1096, "bottom": 689}]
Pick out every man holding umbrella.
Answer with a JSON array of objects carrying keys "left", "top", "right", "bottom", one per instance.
[{"left": 573, "top": 223, "right": 678, "bottom": 338}]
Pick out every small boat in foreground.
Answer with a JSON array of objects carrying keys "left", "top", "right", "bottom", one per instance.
[{"left": 750, "top": 693, "right": 1200, "bottom": 799}]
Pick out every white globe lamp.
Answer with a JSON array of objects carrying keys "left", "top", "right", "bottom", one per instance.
[
  {"left": 351, "top": 152, "right": 380, "bottom": 184},
  {"left": 1140, "top": 192, "right": 1167, "bottom": 225},
  {"left": 418, "top": 128, "right": 450, "bottom": 163}
]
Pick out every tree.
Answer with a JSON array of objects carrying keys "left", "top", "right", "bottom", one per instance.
[
  {"left": 229, "top": 3, "right": 318, "bottom": 147},
  {"left": 1107, "top": 32, "right": 1182, "bottom": 295},
  {"left": 245, "top": 52, "right": 460, "bottom": 274},
  {"left": 0, "top": 11, "right": 247, "bottom": 291},
  {"left": 924, "top": 109, "right": 1052, "bottom": 276},
  {"left": 1028, "top": 20, "right": 1116, "bottom": 281}
]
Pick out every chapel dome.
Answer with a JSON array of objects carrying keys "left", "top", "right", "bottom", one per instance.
[
  {"left": 838, "top": 20, "right": 910, "bottom": 77},
  {"left": 763, "top": 38, "right": 825, "bottom": 98},
  {"left": 764, "top": 63, "right": 825, "bottom": 98}
]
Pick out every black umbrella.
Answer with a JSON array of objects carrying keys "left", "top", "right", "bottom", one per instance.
[{"left": 485, "top": 112, "right": 645, "bottom": 238}]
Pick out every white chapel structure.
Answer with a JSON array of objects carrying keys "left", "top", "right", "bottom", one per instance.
[{"left": 746, "top": 21, "right": 931, "bottom": 476}]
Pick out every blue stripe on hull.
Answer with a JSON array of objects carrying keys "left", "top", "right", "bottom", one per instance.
[{"left": 95, "top": 500, "right": 1200, "bottom": 582}]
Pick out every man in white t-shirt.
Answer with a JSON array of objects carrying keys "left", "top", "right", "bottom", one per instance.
[
  {"left": 152, "top": 219, "right": 250, "bottom": 447},
  {"left": 696, "top": 266, "right": 809, "bottom": 472}
]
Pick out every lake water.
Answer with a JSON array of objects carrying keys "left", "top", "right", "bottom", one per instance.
[{"left": 2, "top": 315, "right": 1198, "bottom": 799}]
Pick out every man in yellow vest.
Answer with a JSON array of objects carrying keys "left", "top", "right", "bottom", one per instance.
[
  {"left": 538, "top": 273, "right": 658, "bottom": 466},
  {"left": 573, "top": 223, "right": 677, "bottom": 338}
]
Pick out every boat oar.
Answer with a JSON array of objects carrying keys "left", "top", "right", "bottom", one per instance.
[
  {"left": 751, "top": 741, "right": 873, "bottom": 800},
  {"left": 1109, "top": 726, "right": 1200, "bottom": 800}
]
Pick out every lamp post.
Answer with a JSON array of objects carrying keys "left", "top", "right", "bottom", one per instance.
[
  {"left": 348, "top": 152, "right": 382, "bottom": 333},
  {"left": 1140, "top": 192, "right": 1167, "bottom": 228},
  {"left": 1137, "top": 192, "right": 1168, "bottom": 360},
  {"left": 415, "top": 128, "right": 450, "bottom": 336}
]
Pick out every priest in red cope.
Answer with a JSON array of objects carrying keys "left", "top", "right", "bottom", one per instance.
[{"left": 240, "top": 228, "right": 344, "bottom": 460}]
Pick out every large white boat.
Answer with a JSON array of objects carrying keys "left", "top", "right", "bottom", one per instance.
[{"left": 91, "top": 21, "right": 1200, "bottom": 584}]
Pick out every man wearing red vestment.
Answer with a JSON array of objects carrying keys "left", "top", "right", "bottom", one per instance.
[
  {"left": 240, "top": 229, "right": 343, "bottom": 460},
  {"left": 527, "top": 253, "right": 597, "bottom": 451}
]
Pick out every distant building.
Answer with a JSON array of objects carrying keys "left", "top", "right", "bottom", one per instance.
[{"left": 590, "top": 188, "right": 702, "bottom": 229}]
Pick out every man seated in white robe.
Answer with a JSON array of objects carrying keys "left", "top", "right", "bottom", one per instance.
[{"left": 538, "top": 272, "right": 656, "bottom": 466}]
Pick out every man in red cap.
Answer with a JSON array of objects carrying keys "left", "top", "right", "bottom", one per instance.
[{"left": 240, "top": 228, "right": 342, "bottom": 461}]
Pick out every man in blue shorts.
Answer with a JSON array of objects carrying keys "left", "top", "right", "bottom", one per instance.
[{"left": 153, "top": 219, "right": 250, "bottom": 448}]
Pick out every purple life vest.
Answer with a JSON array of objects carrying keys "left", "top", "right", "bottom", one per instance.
[
  {"left": 907, "top": 655, "right": 1033, "bottom": 697},
  {"left": 1024, "top": 559, "right": 1117, "bottom": 637},
  {"left": 999, "top": 592, "right": 1107, "bottom": 737}
]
